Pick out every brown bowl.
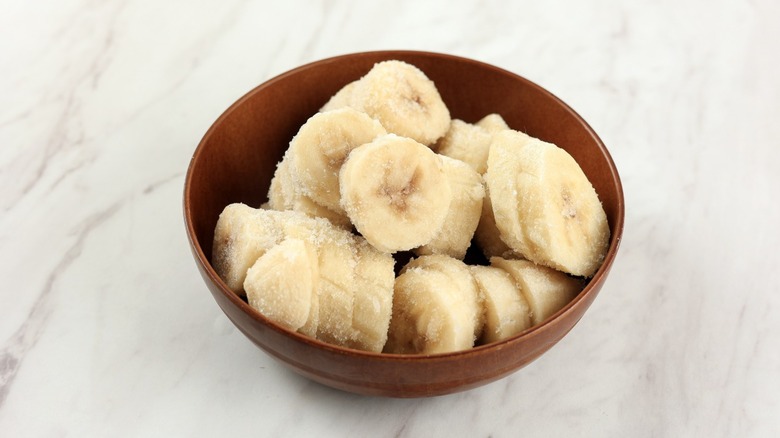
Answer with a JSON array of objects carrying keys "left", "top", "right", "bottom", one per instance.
[{"left": 183, "top": 51, "right": 624, "bottom": 398}]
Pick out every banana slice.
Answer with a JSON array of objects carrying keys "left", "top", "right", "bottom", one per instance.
[
  {"left": 415, "top": 156, "right": 484, "bottom": 259},
  {"left": 476, "top": 113, "right": 510, "bottom": 133},
  {"left": 320, "top": 80, "right": 359, "bottom": 112},
  {"left": 212, "top": 203, "right": 286, "bottom": 295},
  {"left": 243, "top": 238, "right": 318, "bottom": 331},
  {"left": 491, "top": 257, "right": 583, "bottom": 325},
  {"left": 348, "top": 240, "right": 396, "bottom": 352},
  {"left": 339, "top": 134, "right": 452, "bottom": 253},
  {"left": 486, "top": 130, "right": 610, "bottom": 277},
  {"left": 385, "top": 255, "right": 481, "bottom": 354},
  {"left": 346, "top": 60, "right": 451, "bottom": 146},
  {"left": 434, "top": 119, "right": 493, "bottom": 174},
  {"left": 470, "top": 265, "right": 531, "bottom": 344},
  {"left": 473, "top": 183, "right": 516, "bottom": 259},
  {"left": 289, "top": 108, "right": 386, "bottom": 213},
  {"left": 267, "top": 154, "right": 352, "bottom": 230}
]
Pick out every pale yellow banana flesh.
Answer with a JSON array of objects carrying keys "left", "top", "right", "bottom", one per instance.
[
  {"left": 491, "top": 257, "right": 583, "bottom": 325},
  {"left": 434, "top": 119, "right": 493, "bottom": 174},
  {"left": 212, "top": 204, "right": 394, "bottom": 351},
  {"left": 476, "top": 113, "right": 510, "bottom": 133},
  {"left": 385, "top": 255, "right": 482, "bottom": 354},
  {"left": 470, "top": 265, "right": 531, "bottom": 343},
  {"left": 289, "top": 108, "right": 386, "bottom": 213},
  {"left": 339, "top": 134, "right": 452, "bottom": 253},
  {"left": 267, "top": 154, "right": 352, "bottom": 230},
  {"left": 414, "top": 156, "right": 484, "bottom": 259},
  {"left": 321, "top": 60, "right": 451, "bottom": 146},
  {"left": 486, "top": 129, "right": 609, "bottom": 277},
  {"left": 244, "top": 238, "right": 318, "bottom": 331}
]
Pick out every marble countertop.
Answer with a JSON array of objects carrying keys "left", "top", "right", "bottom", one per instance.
[{"left": 2, "top": 0, "right": 778, "bottom": 436}]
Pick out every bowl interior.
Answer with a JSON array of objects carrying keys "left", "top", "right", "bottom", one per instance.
[{"left": 184, "top": 51, "right": 624, "bottom": 397}]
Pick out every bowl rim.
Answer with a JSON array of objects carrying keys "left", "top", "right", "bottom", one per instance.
[{"left": 183, "top": 49, "right": 625, "bottom": 362}]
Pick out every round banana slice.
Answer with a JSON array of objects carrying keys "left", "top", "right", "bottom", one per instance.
[
  {"left": 267, "top": 155, "right": 352, "bottom": 230},
  {"left": 339, "top": 134, "right": 452, "bottom": 253},
  {"left": 476, "top": 113, "right": 510, "bottom": 133},
  {"left": 491, "top": 257, "right": 583, "bottom": 325},
  {"left": 348, "top": 60, "right": 451, "bottom": 146},
  {"left": 434, "top": 119, "right": 493, "bottom": 174},
  {"left": 415, "top": 156, "right": 484, "bottom": 259},
  {"left": 486, "top": 130, "right": 610, "bottom": 277},
  {"left": 289, "top": 108, "right": 386, "bottom": 213},
  {"left": 470, "top": 265, "right": 531, "bottom": 344},
  {"left": 243, "top": 238, "right": 318, "bottom": 331},
  {"left": 385, "top": 256, "right": 481, "bottom": 354},
  {"left": 320, "top": 80, "right": 359, "bottom": 112},
  {"left": 212, "top": 203, "right": 286, "bottom": 295}
]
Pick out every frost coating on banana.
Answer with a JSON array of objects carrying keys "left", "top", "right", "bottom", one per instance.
[
  {"left": 289, "top": 108, "right": 387, "bottom": 213},
  {"left": 491, "top": 257, "right": 583, "bottom": 325},
  {"left": 321, "top": 60, "right": 451, "bottom": 146},
  {"left": 385, "top": 255, "right": 482, "bottom": 354},
  {"left": 474, "top": 183, "right": 516, "bottom": 259},
  {"left": 470, "top": 265, "right": 531, "bottom": 344},
  {"left": 244, "top": 238, "right": 318, "bottom": 331},
  {"left": 339, "top": 134, "right": 452, "bottom": 253},
  {"left": 486, "top": 129, "right": 610, "bottom": 277},
  {"left": 414, "top": 156, "right": 484, "bottom": 259},
  {"left": 267, "top": 153, "right": 352, "bottom": 230},
  {"left": 476, "top": 113, "right": 510, "bottom": 133},
  {"left": 212, "top": 204, "right": 394, "bottom": 352},
  {"left": 434, "top": 119, "right": 494, "bottom": 174}
]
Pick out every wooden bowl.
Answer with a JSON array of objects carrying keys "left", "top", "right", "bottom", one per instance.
[{"left": 183, "top": 51, "right": 624, "bottom": 398}]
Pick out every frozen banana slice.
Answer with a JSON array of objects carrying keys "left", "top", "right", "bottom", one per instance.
[
  {"left": 243, "top": 238, "right": 318, "bottom": 331},
  {"left": 289, "top": 108, "right": 386, "bottom": 213},
  {"left": 212, "top": 203, "right": 286, "bottom": 295},
  {"left": 434, "top": 119, "right": 493, "bottom": 174},
  {"left": 415, "top": 156, "right": 484, "bottom": 259},
  {"left": 320, "top": 80, "right": 360, "bottom": 112},
  {"left": 486, "top": 130, "right": 609, "bottom": 277},
  {"left": 476, "top": 113, "right": 510, "bottom": 133},
  {"left": 470, "top": 265, "right": 531, "bottom": 344},
  {"left": 339, "top": 134, "right": 452, "bottom": 253},
  {"left": 491, "top": 257, "right": 583, "bottom": 325},
  {"left": 348, "top": 60, "right": 451, "bottom": 145},
  {"left": 474, "top": 183, "right": 516, "bottom": 259},
  {"left": 267, "top": 154, "right": 352, "bottom": 230},
  {"left": 348, "top": 240, "right": 395, "bottom": 352},
  {"left": 385, "top": 256, "right": 481, "bottom": 355}
]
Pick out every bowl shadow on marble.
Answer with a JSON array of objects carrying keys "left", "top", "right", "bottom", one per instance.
[{"left": 183, "top": 50, "right": 625, "bottom": 398}]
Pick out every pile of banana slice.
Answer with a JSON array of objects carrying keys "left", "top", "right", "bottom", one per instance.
[{"left": 212, "top": 60, "right": 610, "bottom": 355}]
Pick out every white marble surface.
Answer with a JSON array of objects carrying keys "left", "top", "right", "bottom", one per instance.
[{"left": 2, "top": 0, "right": 778, "bottom": 435}]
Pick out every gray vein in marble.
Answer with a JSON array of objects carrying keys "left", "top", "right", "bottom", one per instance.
[
  {"left": 0, "top": 202, "right": 122, "bottom": 408},
  {"left": 0, "top": 1, "right": 125, "bottom": 213}
]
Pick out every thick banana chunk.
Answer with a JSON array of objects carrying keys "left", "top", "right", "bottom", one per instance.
[
  {"left": 212, "top": 203, "right": 286, "bottom": 295},
  {"left": 267, "top": 154, "right": 352, "bottom": 230},
  {"left": 385, "top": 255, "right": 482, "bottom": 354},
  {"left": 415, "top": 156, "right": 484, "bottom": 259},
  {"left": 340, "top": 134, "right": 452, "bottom": 253},
  {"left": 486, "top": 130, "right": 610, "bottom": 277},
  {"left": 491, "top": 257, "right": 583, "bottom": 325},
  {"left": 243, "top": 238, "right": 318, "bottom": 331},
  {"left": 326, "top": 60, "right": 451, "bottom": 146},
  {"left": 434, "top": 119, "right": 493, "bottom": 174},
  {"left": 476, "top": 113, "right": 510, "bottom": 133},
  {"left": 470, "top": 265, "right": 531, "bottom": 344},
  {"left": 348, "top": 240, "right": 396, "bottom": 352},
  {"left": 289, "top": 108, "right": 386, "bottom": 213},
  {"left": 474, "top": 183, "right": 515, "bottom": 259}
]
